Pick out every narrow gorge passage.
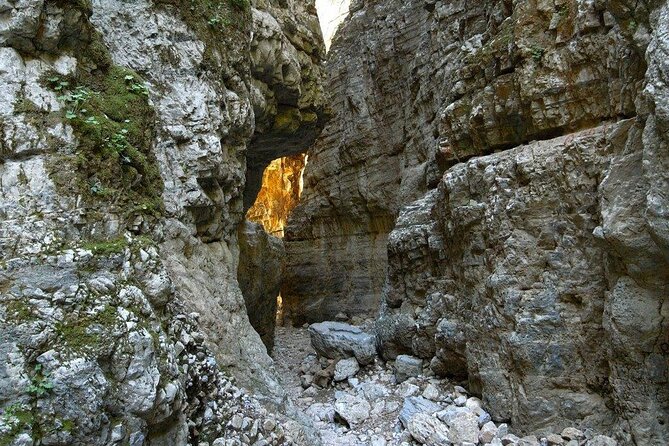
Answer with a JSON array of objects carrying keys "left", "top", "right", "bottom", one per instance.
[{"left": 1, "top": 1, "right": 668, "bottom": 446}]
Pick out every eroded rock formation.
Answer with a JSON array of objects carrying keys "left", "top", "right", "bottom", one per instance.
[
  {"left": 238, "top": 221, "right": 284, "bottom": 352},
  {"left": 247, "top": 153, "right": 306, "bottom": 237},
  {"left": 0, "top": 0, "right": 326, "bottom": 444},
  {"left": 284, "top": 0, "right": 669, "bottom": 443},
  {"left": 283, "top": 0, "right": 645, "bottom": 325}
]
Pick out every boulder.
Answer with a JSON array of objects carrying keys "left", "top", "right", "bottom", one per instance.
[
  {"left": 394, "top": 355, "right": 423, "bottom": 383},
  {"left": 448, "top": 411, "right": 480, "bottom": 444},
  {"left": 334, "top": 358, "right": 360, "bottom": 382},
  {"left": 399, "top": 396, "right": 442, "bottom": 427},
  {"left": 334, "top": 393, "right": 371, "bottom": 426},
  {"left": 309, "top": 322, "right": 377, "bottom": 365},
  {"left": 587, "top": 436, "right": 617, "bottom": 446},
  {"left": 407, "top": 413, "right": 450, "bottom": 446}
]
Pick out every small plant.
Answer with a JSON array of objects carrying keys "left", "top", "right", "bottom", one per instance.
[
  {"left": 84, "top": 116, "right": 100, "bottom": 126},
  {"left": 48, "top": 77, "right": 69, "bottom": 92},
  {"left": 124, "top": 75, "right": 149, "bottom": 97},
  {"left": 530, "top": 45, "right": 545, "bottom": 63},
  {"left": 26, "top": 365, "right": 54, "bottom": 397},
  {"left": 0, "top": 402, "right": 33, "bottom": 442}
]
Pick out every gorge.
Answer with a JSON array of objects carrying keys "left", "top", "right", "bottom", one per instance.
[{"left": 0, "top": 1, "right": 668, "bottom": 446}]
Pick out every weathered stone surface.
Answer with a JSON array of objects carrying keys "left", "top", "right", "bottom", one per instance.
[
  {"left": 399, "top": 396, "right": 442, "bottom": 428},
  {"left": 334, "top": 357, "right": 360, "bottom": 382},
  {"left": 334, "top": 393, "right": 371, "bottom": 426},
  {"left": 0, "top": 0, "right": 327, "bottom": 445},
  {"left": 448, "top": 412, "right": 480, "bottom": 445},
  {"left": 379, "top": 115, "right": 669, "bottom": 442},
  {"left": 238, "top": 221, "right": 284, "bottom": 353},
  {"left": 394, "top": 355, "right": 423, "bottom": 383},
  {"left": 247, "top": 153, "right": 306, "bottom": 238},
  {"left": 282, "top": 0, "right": 645, "bottom": 326},
  {"left": 309, "top": 321, "right": 376, "bottom": 365},
  {"left": 407, "top": 413, "right": 450, "bottom": 446}
]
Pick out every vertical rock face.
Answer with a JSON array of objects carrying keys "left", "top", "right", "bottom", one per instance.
[
  {"left": 245, "top": 0, "right": 328, "bottom": 211},
  {"left": 281, "top": 0, "right": 668, "bottom": 442},
  {"left": 0, "top": 0, "right": 326, "bottom": 444},
  {"left": 282, "top": 0, "right": 644, "bottom": 325},
  {"left": 238, "top": 221, "right": 284, "bottom": 353},
  {"left": 283, "top": 0, "right": 443, "bottom": 324},
  {"left": 247, "top": 153, "right": 306, "bottom": 237},
  {"left": 371, "top": 1, "right": 668, "bottom": 444}
]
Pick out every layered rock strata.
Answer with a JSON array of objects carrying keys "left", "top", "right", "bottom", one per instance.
[
  {"left": 375, "top": 1, "right": 669, "bottom": 444},
  {"left": 282, "top": 0, "right": 644, "bottom": 325},
  {"left": 247, "top": 153, "right": 306, "bottom": 237},
  {"left": 283, "top": 0, "right": 668, "bottom": 443}
]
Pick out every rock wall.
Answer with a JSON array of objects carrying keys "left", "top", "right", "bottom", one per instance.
[
  {"left": 0, "top": 0, "right": 326, "bottom": 444},
  {"left": 238, "top": 221, "right": 284, "bottom": 353},
  {"left": 283, "top": 0, "right": 442, "bottom": 324},
  {"left": 374, "top": 1, "right": 669, "bottom": 444},
  {"left": 282, "top": 0, "right": 644, "bottom": 325},
  {"left": 281, "top": 0, "right": 668, "bottom": 443}
]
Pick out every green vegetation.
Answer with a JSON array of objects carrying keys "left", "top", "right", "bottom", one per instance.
[
  {"left": 2, "top": 300, "right": 34, "bottom": 323},
  {"left": 154, "top": 0, "right": 251, "bottom": 72},
  {"left": 530, "top": 45, "right": 545, "bottom": 63},
  {"left": 46, "top": 65, "right": 163, "bottom": 221},
  {"left": 81, "top": 237, "right": 128, "bottom": 256},
  {"left": 54, "top": 305, "right": 119, "bottom": 354},
  {"left": 26, "top": 365, "right": 54, "bottom": 398},
  {"left": 0, "top": 403, "right": 33, "bottom": 446}
]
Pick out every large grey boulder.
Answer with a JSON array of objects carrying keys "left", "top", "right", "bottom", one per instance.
[
  {"left": 309, "top": 322, "right": 377, "bottom": 365},
  {"left": 334, "top": 393, "right": 371, "bottom": 426}
]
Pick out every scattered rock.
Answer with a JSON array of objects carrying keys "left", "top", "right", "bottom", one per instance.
[
  {"left": 479, "top": 421, "right": 499, "bottom": 444},
  {"left": 394, "top": 355, "right": 423, "bottom": 383},
  {"left": 334, "top": 358, "right": 360, "bottom": 382},
  {"left": 399, "top": 396, "right": 442, "bottom": 427},
  {"left": 561, "top": 428, "right": 584, "bottom": 441},
  {"left": 448, "top": 411, "right": 480, "bottom": 444},
  {"left": 422, "top": 383, "right": 441, "bottom": 401},
  {"left": 588, "top": 435, "right": 617, "bottom": 446},
  {"left": 334, "top": 393, "right": 371, "bottom": 426},
  {"left": 407, "top": 413, "right": 450, "bottom": 446},
  {"left": 546, "top": 434, "right": 565, "bottom": 445}
]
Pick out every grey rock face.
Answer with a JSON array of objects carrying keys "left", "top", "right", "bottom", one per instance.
[
  {"left": 282, "top": 0, "right": 645, "bottom": 326},
  {"left": 238, "top": 221, "right": 284, "bottom": 353},
  {"left": 399, "top": 396, "right": 442, "bottom": 428},
  {"left": 334, "top": 357, "right": 360, "bottom": 382},
  {"left": 379, "top": 115, "right": 669, "bottom": 442},
  {"left": 309, "top": 322, "right": 377, "bottom": 365},
  {"left": 334, "top": 393, "right": 371, "bottom": 426},
  {"left": 0, "top": 0, "right": 327, "bottom": 445},
  {"left": 407, "top": 413, "right": 450, "bottom": 446}
]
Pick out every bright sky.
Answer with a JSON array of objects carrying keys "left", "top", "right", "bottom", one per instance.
[{"left": 315, "top": 0, "right": 351, "bottom": 50}]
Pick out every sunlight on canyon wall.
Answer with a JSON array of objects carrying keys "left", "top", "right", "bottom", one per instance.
[{"left": 247, "top": 154, "right": 307, "bottom": 238}]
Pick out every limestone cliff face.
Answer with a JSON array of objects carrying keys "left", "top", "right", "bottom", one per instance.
[
  {"left": 0, "top": 0, "right": 325, "bottom": 445},
  {"left": 284, "top": 0, "right": 668, "bottom": 443},
  {"left": 283, "top": 0, "right": 644, "bottom": 324}
]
